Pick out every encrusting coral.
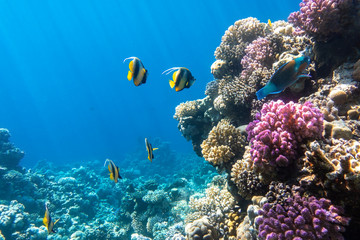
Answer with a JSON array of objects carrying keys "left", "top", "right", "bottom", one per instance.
[{"left": 185, "top": 216, "right": 219, "bottom": 240}]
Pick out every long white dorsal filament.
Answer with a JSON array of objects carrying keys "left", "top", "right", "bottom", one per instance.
[{"left": 162, "top": 67, "right": 181, "bottom": 75}]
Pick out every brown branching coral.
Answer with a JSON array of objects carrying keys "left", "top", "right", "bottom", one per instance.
[
  {"left": 201, "top": 119, "right": 247, "bottom": 170},
  {"left": 299, "top": 139, "right": 360, "bottom": 205}
]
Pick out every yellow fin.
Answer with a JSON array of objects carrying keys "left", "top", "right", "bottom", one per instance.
[
  {"left": 268, "top": 19, "right": 272, "bottom": 27},
  {"left": 172, "top": 71, "right": 177, "bottom": 80},
  {"left": 110, "top": 173, "right": 114, "bottom": 180},
  {"left": 153, "top": 148, "right": 159, "bottom": 151},
  {"left": 43, "top": 216, "right": 49, "bottom": 227},
  {"left": 129, "top": 60, "right": 134, "bottom": 71},
  {"left": 127, "top": 71, "right": 133, "bottom": 81},
  {"left": 54, "top": 219, "right": 60, "bottom": 225},
  {"left": 169, "top": 80, "right": 175, "bottom": 88}
]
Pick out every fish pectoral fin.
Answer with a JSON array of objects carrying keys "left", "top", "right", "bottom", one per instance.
[
  {"left": 153, "top": 148, "right": 159, "bottom": 151},
  {"left": 298, "top": 74, "right": 311, "bottom": 79},
  {"left": 271, "top": 90, "right": 283, "bottom": 94},
  {"left": 169, "top": 80, "right": 175, "bottom": 88},
  {"left": 54, "top": 219, "right": 60, "bottom": 225},
  {"left": 127, "top": 71, "right": 133, "bottom": 81}
]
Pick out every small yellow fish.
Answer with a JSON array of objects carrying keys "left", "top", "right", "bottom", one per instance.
[
  {"left": 123, "top": 57, "right": 148, "bottom": 86},
  {"left": 43, "top": 202, "right": 59, "bottom": 234},
  {"left": 268, "top": 19, "right": 272, "bottom": 28},
  {"left": 145, "top": 138, "right": 158, "bottom": 162},
  {"left": 162, "top": 67, "right": 196, "bottom": 92},
  {"left": 104, "top": 159, "right": 122, "bottom": 183}
]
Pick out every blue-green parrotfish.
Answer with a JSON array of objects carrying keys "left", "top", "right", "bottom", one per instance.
[
  {"left": 145, "top": 138, "right": 158, "bottom": 162},
  {"left": 104, "top": 159, "right": 122, "bottom": 183},
  {"left": 43, "top": 202, "right": 60, "bottom": 234},
  {"left": 256, "top": 56, "right": 311, "bottom": 100},
  {"left": 123, "top": 57, "right": 148, "bottom": 86},
  {"left": 162, "top": 67, "right": 196, "bottom": 92}
]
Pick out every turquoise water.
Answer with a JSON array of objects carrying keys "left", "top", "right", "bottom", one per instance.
[{"left": 0, "top": 0, "right": 298, "bottom": 167}]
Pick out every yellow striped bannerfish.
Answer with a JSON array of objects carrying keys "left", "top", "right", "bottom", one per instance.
[
  {"left": 104, "top": 158, "right": 122, "bottom": 183},
  {"left": 43, "top": 202, "right": 59, "bottom": 234},
  {"left": 162, "top": 67, "right": 196, "bottom": 92},
  {"left": 123, "top": 57, "right": 148, "bottom": 86},
  {"left": 145, "top": 138, "right": 158, "bottom": 162}
]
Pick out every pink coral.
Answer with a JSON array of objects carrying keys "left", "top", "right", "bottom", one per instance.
[
  {"left": 240, "top": 37, "right": 275, "bottom": 80},
  {"left": 246, "top": 100, "right": 323, "bottom": 172},
  {"left": 288, "top": 0, "right": 355, "bottom": 40},
  {"left": 257, "top": 194, "right": 350, "bottom": 240}
]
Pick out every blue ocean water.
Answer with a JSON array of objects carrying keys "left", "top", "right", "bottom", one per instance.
[{"left": 0, "top": 0, "right": 299, "bottom": 167}]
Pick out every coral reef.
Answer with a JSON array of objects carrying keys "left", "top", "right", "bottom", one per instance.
[
  {"left": 2, "top": 1, "right": 360, "bottom": 239},
  {"left": 176, "top": 4, "right": 360, "bottom": 238},
  {"left": 0, "top": 132, "right": 217, "bottom": 240},
  {"left": 174, "top": 97, "right": 221, "bottom": 156},
  {"left": 186, "top": 175, "right": 242, "bottom": 239},
  {"left": 0, "top": 128, "right": 24, "bottom": 169}
]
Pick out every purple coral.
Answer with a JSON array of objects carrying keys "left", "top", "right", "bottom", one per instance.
[
  {"left": 256, "top": 194, "right": 350, "bottom": 240},
  {"left": 240, "top": 37, "right": 275, "bottom": 79},
  {"left": 288, "top": 0, "right": 354, "bottom": 40},
  {"left": 246, "top": 100, "right": 323, "bottom": 171}
]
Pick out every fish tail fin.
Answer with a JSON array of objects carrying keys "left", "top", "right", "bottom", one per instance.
[
  {"left": 127, "top": 71, "right": 133, "bottom": 81},
  {"left": 256, "top": 87, "right": 268, "bottom": 100},
  {"left": 169, "top": 80, "right": 175, "bottom": 88}
]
